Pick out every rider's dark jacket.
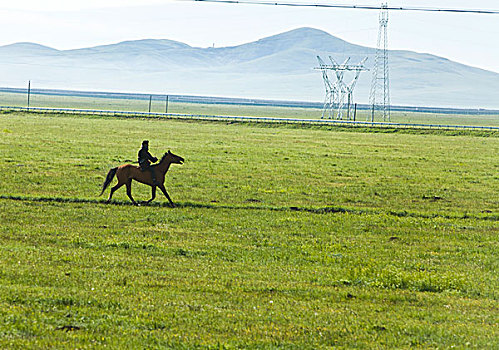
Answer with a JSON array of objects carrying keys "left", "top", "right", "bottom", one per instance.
[{"left": 138, "top": 148, "right": 158, "bottom": 170}]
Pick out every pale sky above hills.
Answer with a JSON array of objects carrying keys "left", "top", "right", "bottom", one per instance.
[{"left": 1, "top": 0, "right": 498, "bottom": 73}]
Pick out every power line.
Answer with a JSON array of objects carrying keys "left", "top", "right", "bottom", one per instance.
[{"left": 188, "top": 0, "right": 499, "bottom": 15}]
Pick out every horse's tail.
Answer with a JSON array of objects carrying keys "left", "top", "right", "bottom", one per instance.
[{"left": 99, "top": 167, "right": 118, "bottom": 196}]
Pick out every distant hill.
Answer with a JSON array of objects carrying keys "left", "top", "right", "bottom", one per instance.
[{"left": 0, "top": 27, "right": 498, "bottom": 108}]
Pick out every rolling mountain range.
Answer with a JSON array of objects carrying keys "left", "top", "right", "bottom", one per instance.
[{"left": 1, "top": 27, "right": 498, "bottom": 108}]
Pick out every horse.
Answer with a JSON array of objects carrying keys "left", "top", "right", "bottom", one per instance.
[{"left": 100, "top": 150, "right": 184, "bottom": 206}]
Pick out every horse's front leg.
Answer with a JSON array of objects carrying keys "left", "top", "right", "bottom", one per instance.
[
  {"left": 126, "top": 179, "right": 138, "bottom": 205},
  {"left": 158, "top": 184, "right": 175, "bottom": 207},
  {"left": 146, "top": 186, "right": 156, "bottom": 204}
]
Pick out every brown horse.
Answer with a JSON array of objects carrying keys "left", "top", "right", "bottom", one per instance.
[{"left": 100, "top": 150, "right": 184, "bottom": 206}]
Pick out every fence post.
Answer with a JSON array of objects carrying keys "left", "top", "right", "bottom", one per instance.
[
  {"left": 347, "top": 94, "right": 351, "bottom": 120},
  {"left": 148, "top": 95, "right": 152, "bottom": 113},
  {"left": 27, "top": 80, "right": 31, "bottom": 110}
]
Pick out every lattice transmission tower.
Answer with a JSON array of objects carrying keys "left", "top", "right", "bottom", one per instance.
[
  {"left": 316, "top": 56, "right": 368, "bottom": 120},
  {"left": 369, "top": 2, "right": 391, "bottom": 122}
]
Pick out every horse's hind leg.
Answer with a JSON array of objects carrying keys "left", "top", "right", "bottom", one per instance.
[
  {"left": 107, "top": 182, "right": 124, "bottom": 203},
  {"left": 146, "top": 186, "right": 156, "bottom": 204},
  {"left": 126, "top": 179, "right": 137, "bottom": 205}
]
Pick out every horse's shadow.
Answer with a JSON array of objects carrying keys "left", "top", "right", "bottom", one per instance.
[
  {"left": 1, "top": 194, "right": 329, "bottom": 213},
  {"left": 0, "top": 194, "right": 266, "bottom": 211}
]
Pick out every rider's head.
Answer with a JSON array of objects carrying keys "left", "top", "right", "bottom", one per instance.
[{"left": 142, "top": 140, "right": 149, "bottom": 149}]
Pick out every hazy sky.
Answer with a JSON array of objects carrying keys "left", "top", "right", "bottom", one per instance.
[{"left": 1, "top": 0, "right": 498, "bottom": 73}]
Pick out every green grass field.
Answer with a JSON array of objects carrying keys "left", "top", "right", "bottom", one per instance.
[{"left": 0, "top": 111, "right": 498, "bottom": 348}]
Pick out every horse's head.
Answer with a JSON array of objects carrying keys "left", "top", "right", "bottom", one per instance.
[{"left": 161, "top": 150, "right": 184, "bottom": 165}]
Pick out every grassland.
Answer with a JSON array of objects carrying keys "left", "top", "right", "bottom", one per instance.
[
  {"left": 0, "top": 111, "right": 498, "bottom": 348},
  {"left": 2, "top": 90, "right": 499, "bottom": 127}
]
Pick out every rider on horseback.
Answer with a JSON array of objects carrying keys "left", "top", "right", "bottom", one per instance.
[{"left": 138, "top": 140, "right": 159, "bottom": 185}]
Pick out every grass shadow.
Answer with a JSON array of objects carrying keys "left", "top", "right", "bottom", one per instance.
[{"left": 1, "top": 194, "right": 496, "bottom": 221}]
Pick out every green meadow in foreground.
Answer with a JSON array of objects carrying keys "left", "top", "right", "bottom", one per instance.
[{"left": 0, "top": 112, "right": 498, "bottom": 348}]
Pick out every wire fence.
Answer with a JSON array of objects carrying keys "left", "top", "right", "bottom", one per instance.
[
  {"left": 3, "top": 106, "right": 499, "bottom": 131},
  {"left": 1, "top": 87, "right": 499, "bottom": 130}
]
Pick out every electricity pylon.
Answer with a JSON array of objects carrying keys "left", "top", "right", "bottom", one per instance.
[
  {"left": 316, "top": 56, "right": 368, "bottom": 120},
  {"left": 369, "top": 2, "right": 391, "bottom": 122}
]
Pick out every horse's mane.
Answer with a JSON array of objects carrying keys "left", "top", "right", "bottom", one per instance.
[
  {"left": 159, "top": 152, "right": 169, "bottom": 163},
  {"left": 150, "top": 152, "right": 168, "bottom": 168}
]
